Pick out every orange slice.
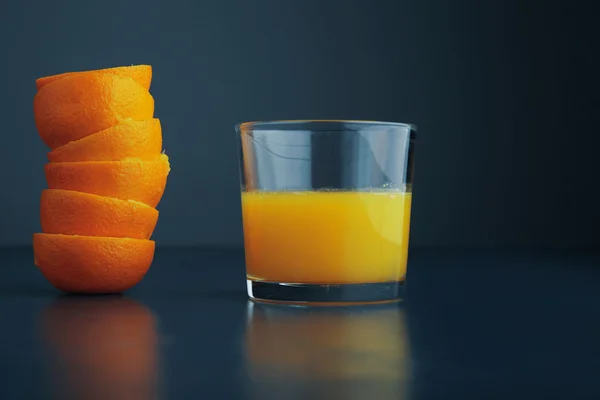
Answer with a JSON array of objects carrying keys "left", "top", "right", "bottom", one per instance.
[
  {"left": 34, "top": 72, "right": 154, "bottom": 149},
  {"left": 47, "top": 119, "right": 162, "bottom": 162},
  {"left": 36, "top": 64, "right": 152, "bottom": 91},
  {"left": 33, "top": 233, "right": 155, "bottom": 294},
  {"left": 44, "top": 154, "right": 170, "bottom": 207},
  {"left": 40, "top": 189, "right": 158, "bottom": 239}
]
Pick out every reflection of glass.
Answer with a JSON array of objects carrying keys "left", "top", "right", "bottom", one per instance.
[
  {"left": 244, "top": 302, "right": 411, "bottom": 398},
  {"left": 40, "top": 296, "right": 160, "bottom": 400},
  {"left": 237, "top": 120, "right": 416, "bottom": 305}
]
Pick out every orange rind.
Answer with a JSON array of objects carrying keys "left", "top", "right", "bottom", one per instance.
[
  {"left": 41, "top": 189, "right": 158, "bottom": 239},
  {"left": 36, "top": 64, "right": 152, "bottom": 91},
  {"left": 47, "top": 119, "right": 162, "bottom": 162},
  {"left": 33, "top": 233, "right": 155, "bottom": 294},
  {"left": 44, "top": 154, "right": 170, "bottom": 208},
  {"left": 34, "top": 72, "right": 154, "bottom": 149}
]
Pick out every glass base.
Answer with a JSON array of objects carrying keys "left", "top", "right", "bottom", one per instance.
[{"left": 246, "top": 280, "right": 404, "bottom": 306}]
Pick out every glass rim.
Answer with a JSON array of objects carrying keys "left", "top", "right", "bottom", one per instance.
[{"left": 236, "top": 119, "right": 417, "bottom": 132}]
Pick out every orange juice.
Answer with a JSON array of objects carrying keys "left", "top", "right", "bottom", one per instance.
[{"left": 241, "top": 191, "right": 412, "bottom": 284}]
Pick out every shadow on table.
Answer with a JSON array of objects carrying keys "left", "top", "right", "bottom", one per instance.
[
  {"left": 243, "top": 302, "right": 411, "bottom": 399},
  {"left": 38, "top": 295, "right": 162, "bottom": 400}
]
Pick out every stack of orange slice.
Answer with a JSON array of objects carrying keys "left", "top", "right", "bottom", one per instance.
[{"left": 32, "top": 65, "right": 170, "bottom": 294}]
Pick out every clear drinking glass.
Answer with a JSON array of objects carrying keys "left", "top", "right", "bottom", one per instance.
[{"left": 236, "top": 120, "right": 416, "bottom": 305}]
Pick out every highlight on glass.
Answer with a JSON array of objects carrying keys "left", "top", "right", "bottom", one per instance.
[{"left": 236, "top": 120, "right": 416, "bottom": 305}]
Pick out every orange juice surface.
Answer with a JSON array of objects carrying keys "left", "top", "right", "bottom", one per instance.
[{"left": 241, "top": 191, "right": 412, "bottom": 284}]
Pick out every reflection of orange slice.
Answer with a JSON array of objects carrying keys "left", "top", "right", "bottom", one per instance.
[
  {"left": 41, "top": 189, "right": 158, "bottom": 239},
  {"left": 47, "top": 119, "right": 162, "bottom": 162},
  {"left": 33, "top": 233, "right": 154, "bottom": 294},
  {"left": 34, "top": 72, "right": 154, "bottom": 149},
  {"left": 44, "top": 154, "right": 170, "bottom": 207},
  {"left": 41, "top": 297, "right": 158, "bottom": 399},
  {"left": 36, "top": 64, "right": 152, "bottom": 91}
]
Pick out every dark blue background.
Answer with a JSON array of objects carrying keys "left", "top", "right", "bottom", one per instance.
[{"left": 0, "top": 0, "right": 597, "bottom": 248}]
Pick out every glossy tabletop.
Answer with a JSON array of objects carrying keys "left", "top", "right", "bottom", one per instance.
[{"left": 0, "top": 247, "right": 599, "bottom": 399}]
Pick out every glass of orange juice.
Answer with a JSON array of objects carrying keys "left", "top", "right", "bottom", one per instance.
[{"left": 237, "top": 120, "right": 416, "bottom": 305}]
